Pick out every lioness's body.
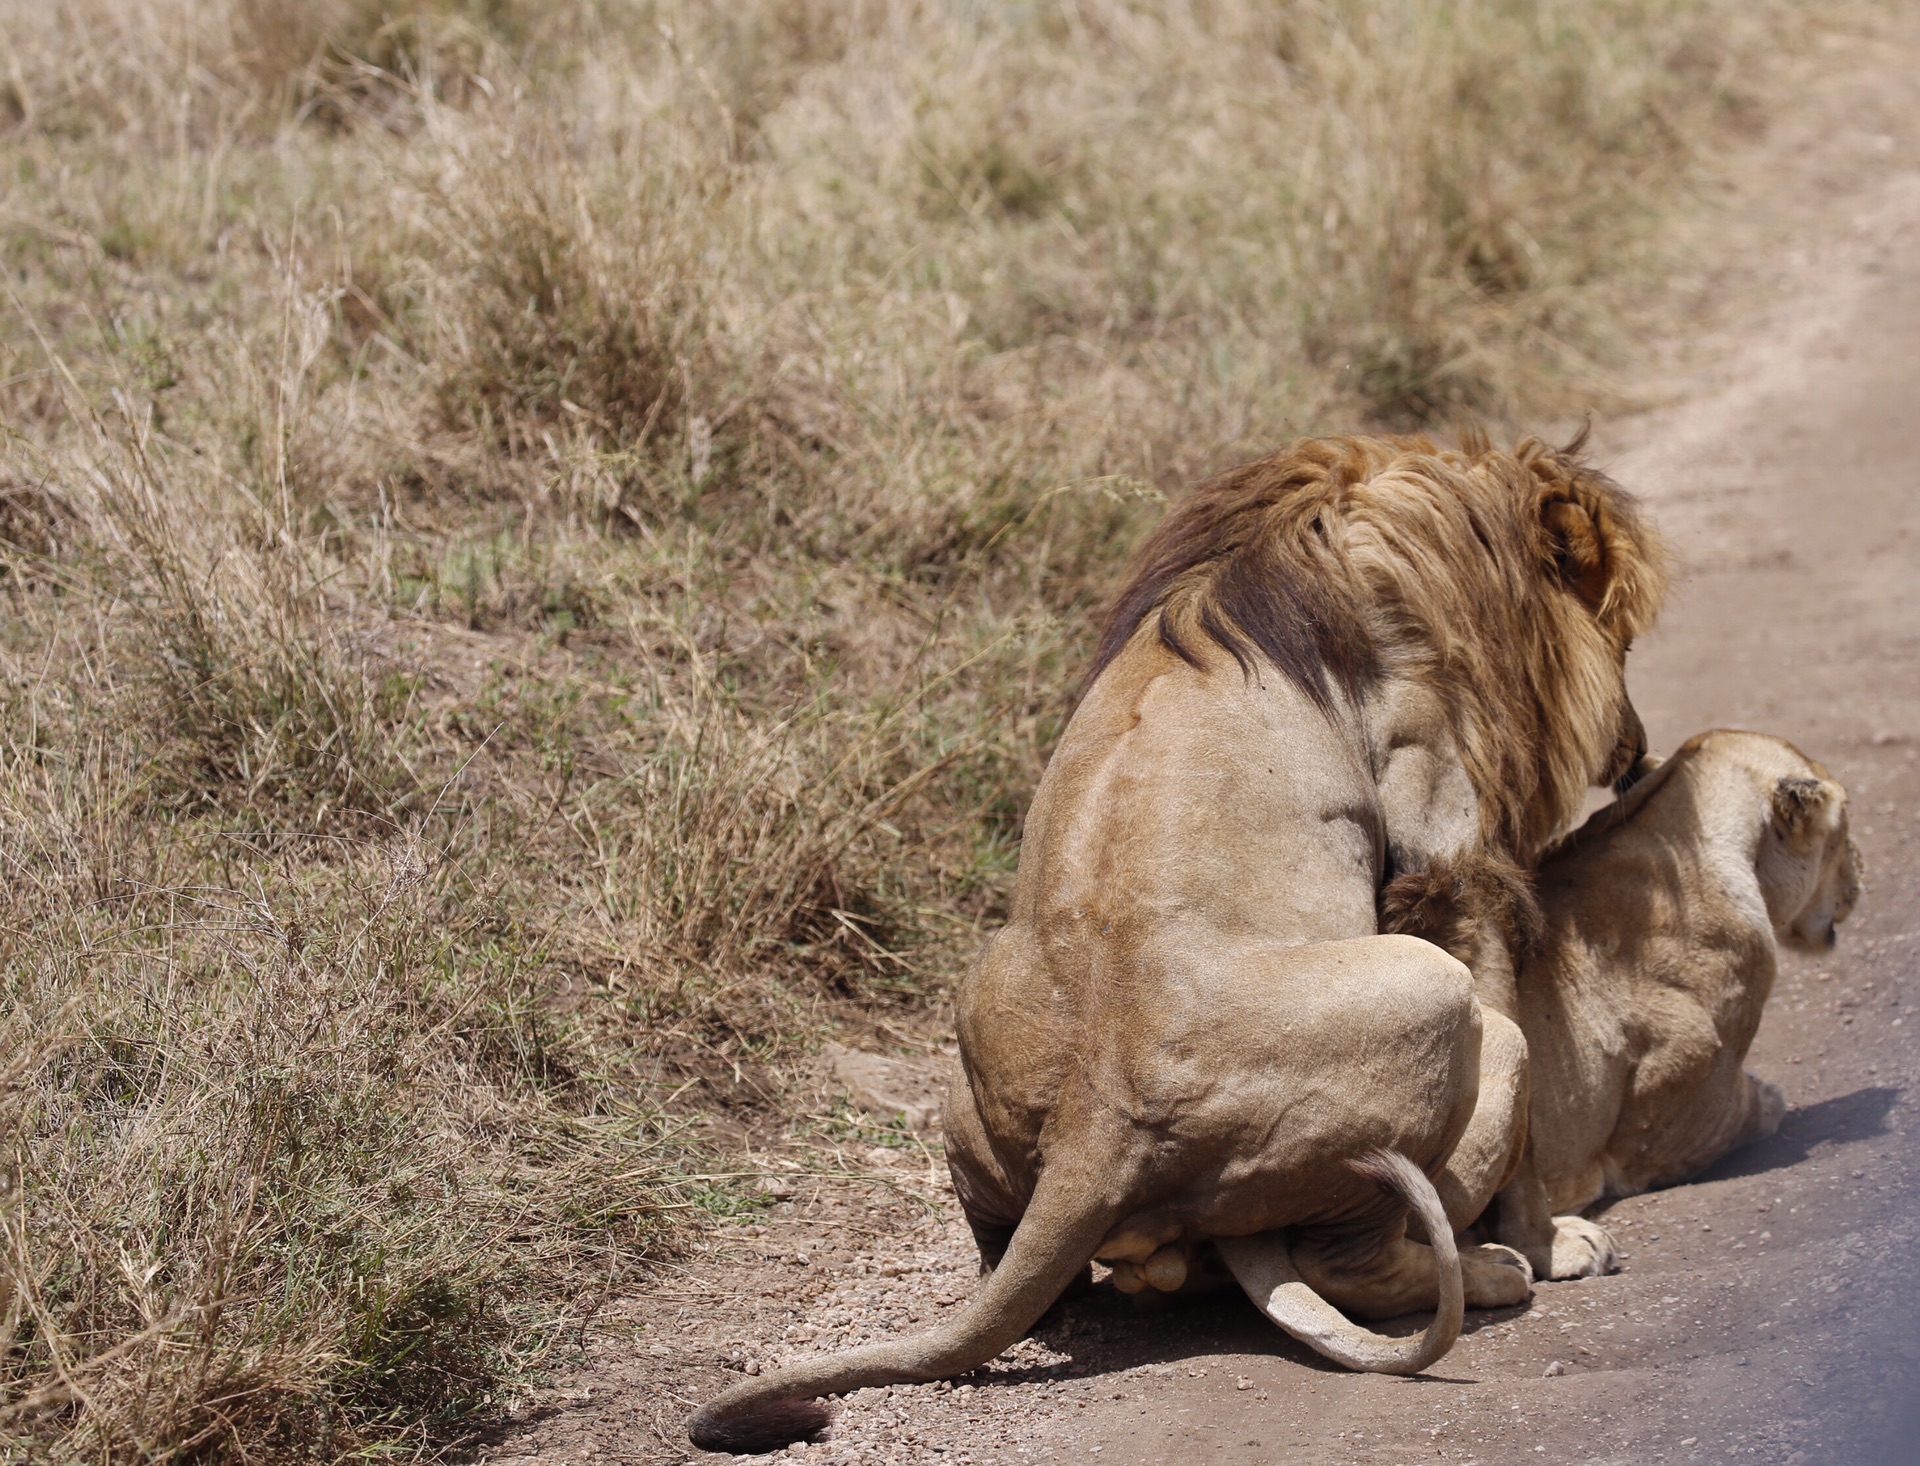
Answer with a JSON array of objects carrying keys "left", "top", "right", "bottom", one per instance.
[{"left": 1499, "top": 730, "right": 1860, "bottom": 1236}]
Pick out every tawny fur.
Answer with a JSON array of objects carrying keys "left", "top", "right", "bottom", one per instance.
[
  {"left": 1484, "top": 731, "right": 1863, "bottom": 1279},
  {"left": 1379, "top": 850, "right": 1546, "bottom": 968},
  {"left": 687, "top": 433, "right": 1669, "bottom": 1451}
]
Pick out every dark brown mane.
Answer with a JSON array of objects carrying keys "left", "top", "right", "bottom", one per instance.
[{"left": 1088, "top": 436, "right": 1433, "bottom": 711}]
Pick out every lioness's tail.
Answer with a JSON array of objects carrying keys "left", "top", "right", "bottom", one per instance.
[
  {"left": 1216, "top": 1149, "right": 1462, "bottom": 1375},
  {"left": 686, "top": 1146, "right": 1124, "bottom": 1455}
]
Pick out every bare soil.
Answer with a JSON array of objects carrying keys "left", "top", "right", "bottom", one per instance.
[{"left": 480, "top": 34, "right": 1920, "bottom": 1466}]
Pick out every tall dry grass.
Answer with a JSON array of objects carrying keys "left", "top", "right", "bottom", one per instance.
[{"left": 0, "top": 0, "right": 1863, "bottom": 1455}]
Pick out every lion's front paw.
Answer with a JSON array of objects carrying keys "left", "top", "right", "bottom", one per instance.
[
  {"left": 1547, "top": 1216, "right": 1619, "bottom": 1279},
  {"left": 1460, "top": 1242, "right": 1533, "bottom": 1308}
]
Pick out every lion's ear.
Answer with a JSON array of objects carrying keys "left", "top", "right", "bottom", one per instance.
[
  {"left": 1542, "top": 497, "right": 1611, "bottom": 612},
  {"left": 1772, "top": 775, "right": 1840, "bottom": 846},
  {"left": 1527, "top": 450, "right": 1668, "bottom": 638}
]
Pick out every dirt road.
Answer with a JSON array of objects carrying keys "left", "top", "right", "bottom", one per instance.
[{"left": 487, "top": 47, "right": 1920, "bottom": 1466}]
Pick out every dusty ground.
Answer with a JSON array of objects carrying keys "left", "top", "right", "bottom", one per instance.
[{"left": 481, "top": 33, "right": 1920, "bottom": 1466}]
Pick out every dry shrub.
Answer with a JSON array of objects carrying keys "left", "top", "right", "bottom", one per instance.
[
  {"left": 424, "top": 125, "right": 723, "bottom": 464},
  {"left": 231, "top": 0, "right": 511, "bottom": 124},
  {"left": 549, "top": 670, "right": 990, "bottom": 1032},
  {"left": 21, "top": 372, "right": 412, "bottom": 819},
  {"left": 0, "top": 806, "right": 672, "bottom": 1460},
  {"left": 0, "top": 0, "right": 522, "bottom": 141},
  {"left": 109, "top": 502, "right": 403, "bottom": 816},
  {"left": 0, "top": 475, "right": 76, "bottom": 562}
]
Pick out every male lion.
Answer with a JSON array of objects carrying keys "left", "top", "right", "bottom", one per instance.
[
  {"left": 1485, "top": 730, "right": 1861, "bottom": 1266},
  {"left": 688, "top": 433, "right": 1665, "bottom": 1453}
]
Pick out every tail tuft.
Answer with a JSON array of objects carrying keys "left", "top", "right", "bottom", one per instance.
[
  {"left": 687, "top": 1398, "right": 833, "bottom": 1455},
  {"left": 1379, "top": 852, "right": 1544, "bottom": 961},
  {"left": 1347, "top": 1147, "right": 1424, "bottom": 1198}
]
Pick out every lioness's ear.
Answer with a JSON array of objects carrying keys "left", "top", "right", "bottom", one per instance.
[
  {"left": 1772, "top": 775, "right": 1838, "bottom": 845},
  {"left": 1542, "top": 497, "right": 1611, "bottom": 612}
]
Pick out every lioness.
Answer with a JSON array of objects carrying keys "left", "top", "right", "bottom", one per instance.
[
  {"left": 1484, "top": 730, "right": 1861, "bottom": 1265},
  {"left": 688, "top": 433, "right": 1666, "bottom": 1453}
]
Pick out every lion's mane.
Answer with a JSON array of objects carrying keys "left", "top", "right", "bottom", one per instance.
[{"left": 1091, "top": 430, "right": 1668, "bottom": 862}]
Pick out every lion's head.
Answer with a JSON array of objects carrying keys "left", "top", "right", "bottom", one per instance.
[{"left": 1091, "top": 430, "right": 1667, "bottom": 863}]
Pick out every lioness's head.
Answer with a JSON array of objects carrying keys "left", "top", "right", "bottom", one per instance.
[{"left": 1760, "top": 769, "right": 1863, "bottom": 950}]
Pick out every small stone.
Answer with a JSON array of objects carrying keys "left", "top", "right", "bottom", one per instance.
[
  {"left": 1544, "top": 1360, "right": 1565, "bottom": 1377},
  {"left": 1235, "top": 1376, "right": 1252, "bottom": 1391},
  {"left": 825, "top": 1043, "right": 948, "bottom": 1131}
]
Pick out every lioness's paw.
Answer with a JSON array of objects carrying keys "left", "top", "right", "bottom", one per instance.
[
  {"left": 1547, "top": 1216, "right": 1619, "bottom": 1280},
  {"left": 1751, "top": 1076, "right": 1787, "bottom": 1140},
  {"left": 1460, "top": 1243, "right": 1533, "bottom": 1308}
]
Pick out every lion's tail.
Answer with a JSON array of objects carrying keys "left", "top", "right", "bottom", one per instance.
[
  {"left": 1216, "top": 1149, "right": 1463, "bottom": 1375},
  {"left": 686, "top": 1139, "right": 1126, "bottom": 1455}
]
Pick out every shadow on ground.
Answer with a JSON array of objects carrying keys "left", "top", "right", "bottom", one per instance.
[
  {"left": 1693, "top": 1086, "right": 1901, "bottom": 1185},
  {"left": 955, "top": 1271, "right": 1521, "bottom": 1399}
]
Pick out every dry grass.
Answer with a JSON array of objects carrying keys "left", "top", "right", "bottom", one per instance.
[{"left": 0, "top": 0, "right": 1871, "bottom": 1456}]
